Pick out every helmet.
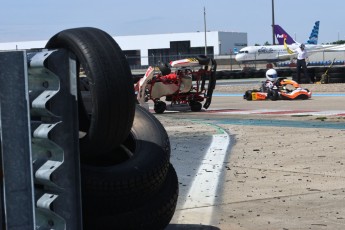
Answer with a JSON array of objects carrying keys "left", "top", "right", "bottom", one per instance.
[
  {"left": 300, "top": 43, "right": 305, "bottom": 49},
  {"left": 266, "top": 69, "right": 278, "bottom": 81}
]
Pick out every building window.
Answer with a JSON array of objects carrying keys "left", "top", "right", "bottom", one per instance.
[{"left": 123, "top": 50, "right": 141, "bottom": 67}]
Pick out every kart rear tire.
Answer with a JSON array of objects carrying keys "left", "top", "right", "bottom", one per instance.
[
  {"left": 83, "top": 163, "right": 178, "bottom": 230},
  {"left": 244, "top": 90, "right": 253, "bottom": 101},
  {"left": 190, "top": 101, "right": 202, "bottom": 112},
  {"left": 45, "top": 27, "right": 136, "bottom": 156},
  {"left": 81, "top": 105, "right": 171, "bottom": 213},
  {"left": 196, "top": 55, "right": 210, "bottom": 65},
  {"left": 154, "top": 101, "right": 166, "bottom": 114}
]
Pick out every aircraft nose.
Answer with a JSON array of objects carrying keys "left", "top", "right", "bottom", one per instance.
[{"left": 235, "top": 54, "right": 243, "bottom": 62}]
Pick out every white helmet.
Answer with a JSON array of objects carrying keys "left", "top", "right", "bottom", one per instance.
[{"left": 266, "top": 69, "right": 278, "bottom": 81}]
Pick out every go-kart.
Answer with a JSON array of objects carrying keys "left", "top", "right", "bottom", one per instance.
[
  {"left": 244, "top": 77, "right": 312, "bottom": 101},
  {"left": 135, "top": 55, "right": 217, "bottom": 113}
]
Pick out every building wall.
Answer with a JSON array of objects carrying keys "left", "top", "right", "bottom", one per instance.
[
  {"left": 115, "top": 31, "right": 247, "bottom": 55},
  {"left": 115, "top": 31, "right": 217, "bottom": 65},
  {"left": 115, "top": 31, "right": 247, "bottom": 65},
  {"left": 0, "top": 31, "right": 248, "bottom": 66},
  {"left": 219, "top": 32, "right": 247, "bottom": 55}
]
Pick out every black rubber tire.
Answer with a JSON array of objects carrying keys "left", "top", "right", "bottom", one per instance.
[
  {"left": 196, "top": 55, "right": 210, "bottom": 65},
  {"left": 81, "top": 105, "right": 171, "bottom": 213},
  {"left": 159, "top": 63, "right": 171, "bottom": 76},
  {"left": 296, "top": 94, "right": 309, "bottom": 100},
  {"left": 154, "top": 101, "right": 166, "bottom": 114},
  {"left": 190, "top": 101, "right": 202, "bottom": 112},
  {"left": 45, "top": 27, "right": 136, "bottom": 155},
  {"left": 244, "top": 90, "right": 253, "bottom": 101},
  {"left": 83, "top": 163, "right": 179, "bottom": 230},
  {"left": 328, "top": 73, "right": 345, "bottom": 83},
  {"left": 269, "top": 90, "right": 279, "bottom": 101}
]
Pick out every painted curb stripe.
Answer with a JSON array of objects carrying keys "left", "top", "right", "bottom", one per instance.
[{"left": 177, "top": 125, "right": 230, "bottom": 224}]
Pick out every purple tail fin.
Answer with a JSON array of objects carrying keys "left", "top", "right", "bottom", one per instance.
[{"left": 274, "top": 25, "right": 296, "bottom": 45}]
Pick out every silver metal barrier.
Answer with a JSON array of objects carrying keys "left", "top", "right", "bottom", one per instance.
[{"left": 0, "top": 49, "right": 82, "bottom": 230}]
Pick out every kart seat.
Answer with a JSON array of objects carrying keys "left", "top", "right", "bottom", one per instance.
[{"left": 179, "top": 75, "right": 192, "bottom": 93}]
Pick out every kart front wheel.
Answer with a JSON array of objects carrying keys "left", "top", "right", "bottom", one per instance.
[
  {"left": 154, "top": 101, "right": 166, "bottom": 114},
  {"left": 190, "top": 101, "right": 202, "bottom": 112},
  {"left": 268, "top": 90, "right": 279, "bottom": 101}
]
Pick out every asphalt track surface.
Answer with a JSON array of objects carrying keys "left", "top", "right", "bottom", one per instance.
[{"left": 152, "top": 89, "right": 345, "bottom": 230}]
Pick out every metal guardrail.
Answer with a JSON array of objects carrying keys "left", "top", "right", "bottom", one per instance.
[{"left": 0, "top": 49, "right": 82, "bottom": 229}]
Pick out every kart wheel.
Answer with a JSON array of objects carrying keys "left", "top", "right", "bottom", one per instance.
[
  {"left": 190, "top": 101, "right": 202, "bottom": 112},
  {"left": 159, "top": 63, "right": 171, "bottom": 76},
  {"left": 296, "top": 94, "right": 309, "bottom": 100},
  {"left": 154, "top": 101, "right": 166, "bottom": 114},
  {"left": 46, "top": 27, "right": 136, "bottom": 156},
  {"left": 83, "top": 163, "right": 178, "bottom": 230},
  {"left": 244, "top": 90, "right": 253, "bottom": 101},
  {"left": 196, "top": 55, "right": 210, "bottom": 65},
  {"left": 269, "top": 90, "right": 279, "bottom": 101},
  {"left": 81, "top": 105, "right": 171, "bottom": 213}
]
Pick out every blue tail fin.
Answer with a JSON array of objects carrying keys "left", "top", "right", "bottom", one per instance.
[
  {"left": 274, "top": 25, "right": 296, "bottom": 45},
  {"left": 306, "top": 21, "right": 319, "bottom": 44}
]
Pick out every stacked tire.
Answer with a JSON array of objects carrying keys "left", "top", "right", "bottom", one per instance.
[
  {"left": 46, "top": 27, "right": 178, "bottom": 229},
  {"left": 314, "top": 66, "right": 345, "bottom": 83}
]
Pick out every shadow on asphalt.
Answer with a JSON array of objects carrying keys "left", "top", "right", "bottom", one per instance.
[{"left": 166, "top": 224, "right": 220, "bottom": 230}]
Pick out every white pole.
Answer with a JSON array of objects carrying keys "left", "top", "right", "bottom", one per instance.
[{"left": 204, "top": 6, "right": 207, "bottom": 56}]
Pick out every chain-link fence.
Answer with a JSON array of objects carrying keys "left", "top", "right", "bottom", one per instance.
[
  {"left": 126, "top": 50, "right": 345, "bottom": 72},
  {"left": 125, "top": 53, "right": 215, "bottom": 70}
]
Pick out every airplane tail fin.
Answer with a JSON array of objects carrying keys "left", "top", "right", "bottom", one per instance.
[
  {"left": 274, "top": 25, "right": 296, "bottom": 45},
  {"left": 306, "top": 21, "right": 319, "bottom": 44}
]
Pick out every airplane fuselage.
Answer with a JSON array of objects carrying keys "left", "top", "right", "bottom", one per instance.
[
  {"left": 235, "top": 44, "right": 326, "bottom": 63},
  {"left": 235, "top": 44, "right": 297, "bottom": 63}
]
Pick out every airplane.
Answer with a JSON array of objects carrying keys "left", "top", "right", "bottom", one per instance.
[
  {"left": 275, "top": 21, "right": 320, "bottom": 45},
  {"left": 306, "top": 21, "right": 320, "bottom": 45},
  {"left": 234, "top": 43, "right": 295, "bottom": 64},
  {"left": 235, "top": 21, "right": 326, "bottom": 63},
  {"left": 275, "top": 21, "right": 344, "bottom": 52}
]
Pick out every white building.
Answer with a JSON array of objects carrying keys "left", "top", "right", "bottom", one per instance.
[
  {"left": 0, "top": 31, "right": 247, "bottom": 66},
  {"left": 115, "top": 31, "right": 247, "bottom": 66}
]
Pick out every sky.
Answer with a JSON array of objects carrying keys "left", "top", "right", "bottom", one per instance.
[{"left": 1, "top": 0, "right": 344, "bottom": 45}]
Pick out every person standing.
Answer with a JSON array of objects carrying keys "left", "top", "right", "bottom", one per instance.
[
  {"left": 295, "top": 44, "right": 311, "bottom": 83},
  {"left": 284, "top": 40, "right": 312, "bottom": 83}
]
